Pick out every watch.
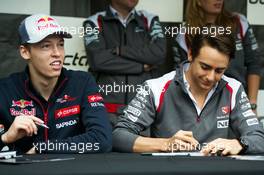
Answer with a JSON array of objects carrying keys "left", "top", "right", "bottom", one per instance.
[
  {"left": 239, "top": 138, "right": 249, "bottom": 154},
  {"left": 250, "top": 103, "right": 257, "bottom": 110}
]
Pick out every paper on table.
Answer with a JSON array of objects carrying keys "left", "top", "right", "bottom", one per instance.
[
  {"left": 229, "top": 155, "right": 264, "bottom": 161},
  {"left": 0, "top": 151, "right": 16, "bottom": 159},
  {"left": 0, "top": 155, "right": 75, "bottom": 164},
  {"left": 141, "top": 152, "right": 204, "bottom": 156}
]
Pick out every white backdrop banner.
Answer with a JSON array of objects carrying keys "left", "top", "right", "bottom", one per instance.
[
  {"left": 136, "top": 0, "right": 183, "bottom": 22},
  {"left": 247, "top": 0, "right": 264, "bottom": 25},
  {"left": 55, "top": 16, "right": 89, "bottom": 71},
  {"left": 0, "top": 0, "right": 50, "bottom": 15}
]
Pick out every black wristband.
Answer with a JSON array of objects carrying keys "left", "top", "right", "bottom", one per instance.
[
  {"left": 239, "top": 138, "right": 249, "bottom": 154},
  {"left": 250, "top": 103, "right": 257, "bottom": 110}
]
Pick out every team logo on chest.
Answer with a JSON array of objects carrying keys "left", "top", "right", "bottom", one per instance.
[
  {"left": 56, "top": 94, "right": 76, "bottom": 104},
  {"left": 12, "top": 99, "right": 33, "bottom": 108},
  {"left": 221, "top": 106, "right": 230, "bottom": 115},
  {"left": 216, "top": 106, "right": 230, "bottom": 128},
  {"left": 217, "top": 120, "right": 229, "bottom": 129},
  {"left": 55, "top": 105, "right": 80, "bottom": 119},
  {"left": 10, "top": 99, "right": 36, "bottom": 116},
  {"left": 216, "top": 106, "right": 230, "bottom": 120}
]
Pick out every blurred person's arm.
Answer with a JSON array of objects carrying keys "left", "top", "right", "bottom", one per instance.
[
  {"left": 83, "top": 17, "right": 143, "bottom": 74},
  {"left": 247, "top": 74, "right": 260, "bottom": 113},
  {"left": 239, "top": 14, "right": 262, "bottom": 110}
]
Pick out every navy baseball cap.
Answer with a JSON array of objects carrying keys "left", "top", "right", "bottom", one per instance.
[{"left": 18, "top": 14, "right": 72, "bottom": 44}]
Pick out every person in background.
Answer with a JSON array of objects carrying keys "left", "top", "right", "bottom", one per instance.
[
  {"left": 83, "top": 0, "right": 166, "bottom": 126},
  {"left": 0, "top": 14, "right": 112, "bottom": 153},
  {"left": 173, "top": 0, "right": 262, "bottom": 114},
  {"left": 113, "top": 27, "right": 264, "bottom": 155}
]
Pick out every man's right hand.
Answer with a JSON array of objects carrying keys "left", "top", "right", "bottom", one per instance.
[
  {"left": 164, "top": 130, "right": 199, "bottom": 152},
  {"left": 1, "top": 115, "right": 43, "bottom": 144}
]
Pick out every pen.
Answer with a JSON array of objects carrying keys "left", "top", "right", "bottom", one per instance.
[
  {"left": 19, "top": 113, "right": 48, "bottom": 129},
  {"left": 36, "top": 122, "right": 49, "bottom": 129}
]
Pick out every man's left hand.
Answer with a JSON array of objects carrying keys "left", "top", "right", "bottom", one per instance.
[{"left": 201, "top": 138, "right": 243, "bottom": 156}]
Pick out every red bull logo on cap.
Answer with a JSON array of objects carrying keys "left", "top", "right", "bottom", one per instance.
[
  {"left": 12, "top": 99, "right": 34, "bottom": 109},
  {"left": 37, "top": 16, "right": 54, "bottom": 23},
  {"left": 36, "top": 16, "right": 58, "bottom": 31}
]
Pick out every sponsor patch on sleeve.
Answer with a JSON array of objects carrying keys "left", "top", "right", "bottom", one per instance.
[
  {"left": 246, "top": 118, "right": 259, "bottom": 126},
  {"left": 87, "top": 94, "right": 104, "bottom": 107},
  {"left": 127, "top": 105, "right": 142, "bottom": 117},
  {"left": 242, "top": 110, "right": 255, "bottom": 118},
  {"left": 126, "top": 112, "right": 138, "bottom": 122},
  {"left": 240, "top": 103, "right": 251, "bottom": 110},
  {"left": 88, "top": 94, "right": 104, "bottom": 103}
]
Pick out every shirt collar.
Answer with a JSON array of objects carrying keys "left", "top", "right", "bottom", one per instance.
[
  {"left": 24, "top": 67, "right": 68, "bottom": 101},
  {"left": 109, "top": 5, "right": 136, "bottom": 27},
  {"left": 182, "top": 63, "right": 219, "bottom": 115}
]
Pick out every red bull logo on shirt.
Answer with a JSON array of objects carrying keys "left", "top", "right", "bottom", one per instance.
[
  {"left": 12, "top": 99, "right": 33, "bottom": 109},
  {"left": 10, "top": 108, "right": 36, "bottom": 116},
  {"left": 10, "top": 99, "right": 35, "bottom": 116}
]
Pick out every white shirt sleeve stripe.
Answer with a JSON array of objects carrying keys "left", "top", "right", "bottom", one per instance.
[
  {"left": 146, "top": 71, "right": 176, "bottom": 109},
  {"left": 222, "top": 75, "right": 241, "bottom": 110}
]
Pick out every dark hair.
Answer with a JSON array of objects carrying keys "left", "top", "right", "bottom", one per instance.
[{"left": 191, "top": 26, "right": 235, "bottom": 60}]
